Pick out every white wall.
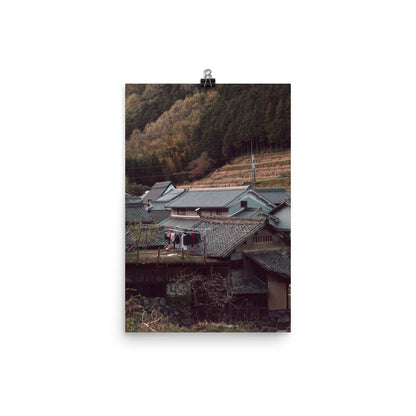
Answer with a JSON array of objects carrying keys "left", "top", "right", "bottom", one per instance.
[{"left": 275, "top": 206, "right": 291, "bottom": 230}]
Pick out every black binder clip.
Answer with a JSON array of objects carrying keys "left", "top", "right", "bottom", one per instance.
[{"left": 200, "top": 69, "right": 215, "bottom": 87}]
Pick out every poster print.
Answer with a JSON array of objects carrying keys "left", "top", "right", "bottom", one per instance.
[{"left": 125, "top": 84, "right": 291, "bottom": 332}]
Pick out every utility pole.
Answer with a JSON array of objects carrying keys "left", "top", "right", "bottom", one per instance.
[{"left": 248, "top": 139, "right": 259, "bottom": 188}]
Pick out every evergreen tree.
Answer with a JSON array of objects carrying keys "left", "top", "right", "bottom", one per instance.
[{"left": 125, "top": 84, "right": 290, "bottom": 185}]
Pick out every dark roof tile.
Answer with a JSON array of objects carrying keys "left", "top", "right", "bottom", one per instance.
[
  {"left": 125, "top": 193, "right": 142, "bottom": 203},
  {"left": 231, "top": 207, "right": 263, "bottom": 218},
  {"left": 149, "top": 210, "right": 171, "bottom": 223},
  {"left": 192, "top": 217, "right": 265, "bottom": 258},
  {"left": 245, "top": 250, "right": 290, "bottom": 278},
  {"left": 142, "top": 182, "right": 173, "bottom": 205},
  {"left": 125, "top": 202, "right": 154, "bottom": 223},
  {"left": 154, "top": 188, "right": 185, "bottom": 202},
  {"left": 150, "top": 189, "right": 185, "bottom": 210},
  {"left": 167, "top": 186, "right": 249, "bottom": 208},
  {"left": 159, "top": 217, "right": 201, "bottom": 229},
  {"left": 254, "top": 189, "right": 291, "bottom": 206}
]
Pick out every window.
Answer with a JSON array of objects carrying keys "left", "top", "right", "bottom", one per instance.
[
  {"left": 253, "top": 235, "right": 273, "bottom": 244},
  {"left": 177, "top": 208, "right": 186, "bottom": 215},
  {"left": 240, "top": 201, "right": 248, "bottom": 208}
]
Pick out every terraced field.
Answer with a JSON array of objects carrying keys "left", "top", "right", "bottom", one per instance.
[{"left": 180, "top": 149, "right": 291, "bottom": 192}]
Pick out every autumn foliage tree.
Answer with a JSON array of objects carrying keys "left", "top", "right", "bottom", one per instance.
[
  {"left": 125, "top": 84, "right": 290, "bottom": 187},
  {"left": 187, "top": 152, "right": 212, "bottom": 180}
]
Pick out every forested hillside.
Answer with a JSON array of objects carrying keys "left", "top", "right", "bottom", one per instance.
[{"left": 125, "top": 84, "right": 290, "bottom": 191}]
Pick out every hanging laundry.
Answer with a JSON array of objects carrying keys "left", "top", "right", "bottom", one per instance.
[
  {"left": 183, "top": 234, "right": 193, "bottom": 246},
  {"left": 193, "top": 233, "right": 201, "bottom": 244}
]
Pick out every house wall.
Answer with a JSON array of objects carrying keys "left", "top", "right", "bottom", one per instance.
[
  {"left": 170, "top": 208, "right": 228, "bottom": 217},
  {"left": 275, "top": 206, "right": 291, "bottom": 230},
  {"left": 201, "top": 208, "right": 228, "bottom": 217},
  {"left": 171, "top": 208, "right": 199, "bottom": 217},
  {"left": 242, "top": 256, "right": 289, "bottom": 311},
  {"left": 234, "top": 228, "right": 284, "bottom": 253},
  {"left": 267, "top": 275, "right": 288, "bottom": 310}
]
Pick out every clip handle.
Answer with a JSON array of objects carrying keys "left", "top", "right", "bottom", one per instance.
[{"left": 200, "top": 69, "right": 215, "bottom": 88}]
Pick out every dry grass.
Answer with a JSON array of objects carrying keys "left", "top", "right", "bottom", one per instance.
[{"left": 182, "top": 150, "right": 291, "bottom": 192}]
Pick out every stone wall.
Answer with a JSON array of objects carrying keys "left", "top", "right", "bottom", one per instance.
[{"left": 134, "top": 295, "right": 290, "bottom": 331}]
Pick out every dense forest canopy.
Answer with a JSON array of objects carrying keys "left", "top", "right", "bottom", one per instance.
[{"left": 125, "top": 84, "right": 290, "bottom": 190}]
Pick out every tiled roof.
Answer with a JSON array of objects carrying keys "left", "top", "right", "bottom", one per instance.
[
  {"left": 167, "top": 186, "right": 249, "bottom": 209},
  {"left": 231, "top": 208, "right": 281, "bottom": 231},
  {"left": 154, "top": 188, "right": 185, "bottom": 202},
  {"left": 149, "top": 210, "right": 170, "bottom": 223},
  {"left": 150, "top": 189, "right": 185, "bottom": 210},
  {"left": 245, "top": 250, "right": 290, "bottom": 278},
  {"left": 142, "top": 181, "right": 173, "bottom": 205},
  {"left": 125, "top": 193, "right": 142, "bottom": 203},
  {"left": 152, "top": 181, "right": 173, "bottom": 189},
  {"left": 254, "top": 188, "right": 291, "bottom": 206},
  {"left": 271, "top": 200, "right": 291, "bottom": 213},
  {"left": 231, "top": 207, "right": 263, "bottom": 218},
  {"left": 159, "top": 216, "right": 201, "bottom": 230},
  {"left": 125, "top": 202, "right": 154, "bottom": 223},
  {"left": 192, "top": 217, "right": 265, "bottom": 258}
]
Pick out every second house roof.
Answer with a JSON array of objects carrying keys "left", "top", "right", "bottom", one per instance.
[{"left": 167, "top": 186, "right": 249, "bottom": 209}]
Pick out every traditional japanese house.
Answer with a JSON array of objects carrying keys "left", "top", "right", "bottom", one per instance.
[
  {"left": 136, "top": 185, "right": 291, "bottom": 320},
  {"left": 141, "top": 181, "right": 175, "bottom": 209},
  {"left": 166, "top": 186, "right": 250, "bottom": 218},
  {"left": 148, "top": 188, "right": 186, "bottom": 223},
  {"left": 160, "top": 185, "right": 290, "bottom": 253},
  {"left": 164, "top": 185, "right": 280, "bottom": 220},
  {"left": 190, "top": 217, "right": 289, "bottom": 318}
]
